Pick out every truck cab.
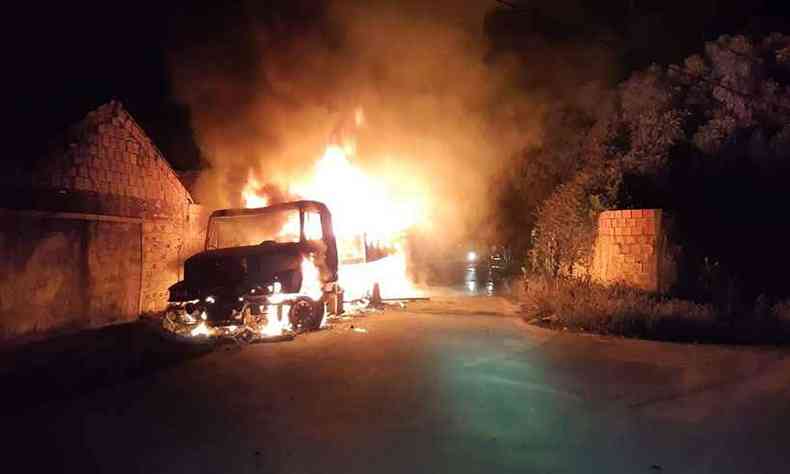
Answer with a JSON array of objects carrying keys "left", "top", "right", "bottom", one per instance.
[{"left": 164, "top": 200, "right": 342, "bottom": 339}]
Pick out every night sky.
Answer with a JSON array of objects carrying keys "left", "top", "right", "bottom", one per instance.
[{"left": 8, "top": 0, "right": 790, "bottom": 171}]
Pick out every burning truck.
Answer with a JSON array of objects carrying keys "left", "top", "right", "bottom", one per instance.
[
  {"left": 163, "top": 109, "right": 428, "bottom": 341},
  {"left": 163, "top": 200, "right": 344, "bottom": 341}
]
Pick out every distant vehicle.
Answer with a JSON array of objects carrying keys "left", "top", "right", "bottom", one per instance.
[
  {"left": 164, "top": 201, "right": 343, "bottom": 338},
  {"left": 487, "top": 245, "right": 510, "bottom": 271},
  {"left": 461, "top": 244, "right": 510, "bottom": 270}
]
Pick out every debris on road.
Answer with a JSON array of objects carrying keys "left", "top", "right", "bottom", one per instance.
[
  {"left": 159, "top": 318, "right": 297, "bottom": 347},
  {"left": 157, "top": 293, "right": 424, "bottom": 347}
]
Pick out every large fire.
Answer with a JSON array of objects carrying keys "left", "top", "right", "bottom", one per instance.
[
  {"left": 241, "top": 112, "right": 426, "bottom": 303},
  {"left": 168, "top": 256, "right": 327, "bottom": 341},
  {"left": 163, "top": 111, "right": 428, "bottom": 342},
  {"left": 241, "top": 174, "right": 269, "bottom": 209}
]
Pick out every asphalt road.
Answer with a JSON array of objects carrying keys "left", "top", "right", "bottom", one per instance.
[{"left": 4, "top": 296, "right": 790, "bottom": 473}]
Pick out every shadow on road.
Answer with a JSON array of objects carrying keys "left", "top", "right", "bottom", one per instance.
[{"left": 0, "top": 320, "right": 213, "bottom": 411}]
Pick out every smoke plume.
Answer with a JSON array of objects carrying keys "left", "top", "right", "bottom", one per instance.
[{"left": 169, "top": 0, "right": 614, "bottom": 243}]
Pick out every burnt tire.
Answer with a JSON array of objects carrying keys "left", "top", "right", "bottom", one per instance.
[{"left": 288, "top": 297, "right": 324, "bottom": 332}]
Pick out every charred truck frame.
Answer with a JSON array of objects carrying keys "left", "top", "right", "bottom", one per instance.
[{"left": 164, "top": 201, "right": 343, "bottom": 339}]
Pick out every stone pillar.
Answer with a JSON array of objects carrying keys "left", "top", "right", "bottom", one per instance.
[{"left": 593, "top": 209, "right": 675, "bottom": 292}]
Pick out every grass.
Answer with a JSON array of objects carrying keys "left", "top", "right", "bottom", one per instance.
[{"left": 518, "top": 276, "right": 790, "bottom": 344}]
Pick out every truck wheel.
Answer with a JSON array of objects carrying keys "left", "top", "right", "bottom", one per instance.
[{"left": 288, "top": 297, "right": 324, "bottom": 332}]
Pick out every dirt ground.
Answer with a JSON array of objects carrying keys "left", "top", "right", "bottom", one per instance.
[{"left": 3, "top": 295, "right": 790, "bottom": 473}]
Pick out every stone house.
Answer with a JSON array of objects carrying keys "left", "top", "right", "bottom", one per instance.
[{"left": 0, "top": 101, "right": 208, "bottom": 343}]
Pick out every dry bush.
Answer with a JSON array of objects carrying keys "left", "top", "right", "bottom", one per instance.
[
  {"left": 522, "top": 275, "right": 715, "bottom": 340},
  {"left": 529, "top": 166, "right": 619, "bottom": 279}
]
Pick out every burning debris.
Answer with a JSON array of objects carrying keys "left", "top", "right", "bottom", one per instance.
[
  {"left": 162, "top": 287, "right": 424, "bottom": 345},
  {"left": 161, "top": 292, "right": 418, "bottom": 345}
]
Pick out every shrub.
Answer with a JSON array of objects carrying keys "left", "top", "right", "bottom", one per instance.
[
  {"left": 529, "top": 165, "right": 619, "bottom": 279},
  {"left": 522, "top": 275, "right": 717, "bottom": 340},
  {"left": 520, "top": 274, "right": 790, "bottom": 343}
]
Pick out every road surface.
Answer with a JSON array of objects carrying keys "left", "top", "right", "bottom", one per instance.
[{"left": 4, "top": 296, "right": 790, "bottom": 473}]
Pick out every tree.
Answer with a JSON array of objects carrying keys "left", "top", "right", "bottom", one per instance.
[
  {"left": 525, "top": 33, "right": 790, "bottom": 300},
  {"left": 530, "top": 163, "right": 619, "bottom": 278}
]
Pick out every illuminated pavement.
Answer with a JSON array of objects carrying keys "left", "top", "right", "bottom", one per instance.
[
  {"left": 4, "top": 296, "right": 790, "bottom": 473},
  {"left": 429, "top": 260, "right": 512, "bottom": 296}
]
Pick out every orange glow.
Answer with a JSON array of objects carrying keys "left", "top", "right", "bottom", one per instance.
[
  {"left": 242, "top": 173, "right": 269, "bottom": 209},
  {"left": 259, "top": 257, "right": 323, "bottom": 335},
  {"left": 257, "top": 305, "right": 291, "bottom": 337},
  {"left": 243, "top": 109, "right": 426, "bottom": 301},
  {"left": 354, "top": 107, "right": 365, "bottom": 127},
  {"left": 300, "top": 255, "right": 324, "bottom": 300},
  {"left": 340, "top": 248, "right": 416, "bottom": 300},
  {"left": 292, "top": 144, "right": 425, "bottom": 243},
  {"left": 190, "top": 321, "right": 214, "bottom": 337}
]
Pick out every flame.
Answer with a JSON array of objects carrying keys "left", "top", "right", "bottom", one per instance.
[
  {"left": 168, "top": 258, "right": 324, "bottom": 340},
  {"left": 258, "top": 257, "right": 324, "bottom": 336},
  {"left": 292, "top": 145, "right": 424, "bottom": 242},
  {"left": 242, "top": 173, "right": 269, "bottom": 209},
  {"left": 300, "top": 255, "right": 324, "bottom": 300},
  {"left": 299, "top": 256, "right": 330, "bottom": 328},
  {"left": 258, "top": 306, "right": 291, "bottom": 337},
  {"left": 190, "top": 321, "right": 213, "bottom": 337},
  {"left": 244, "top": 108, "right": 426, "bottom": 303},
  {"left": 340, "top": 248, "right": 416, "bottom": 300},
  {"left": 354, "top": 107, "right": 365, "bottom": 127}
]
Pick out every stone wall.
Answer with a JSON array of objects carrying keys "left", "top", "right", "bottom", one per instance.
[
  {"left": 140, "top": 204, "right": 210, "bottom": 313},
  {"left": 0, "top": 210, "right": 142, "bottom": 341},
  {"left": 185, "top": 204, "right": 211, "bottom": 261},
  {"left": 592, "top": 209, "right": 677, "bottom": 293},
  {"left": 0, "top": 102, "right": 208, "bottom": 343},
  {"left": 29, "top": 101, "right": 191, "bottom": 219},
  {"left": 34, "top": 100, "right": 196, "bottom": 313},
  {"left": 140, "top": 218, "right": 185, "bottom": 313}
]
